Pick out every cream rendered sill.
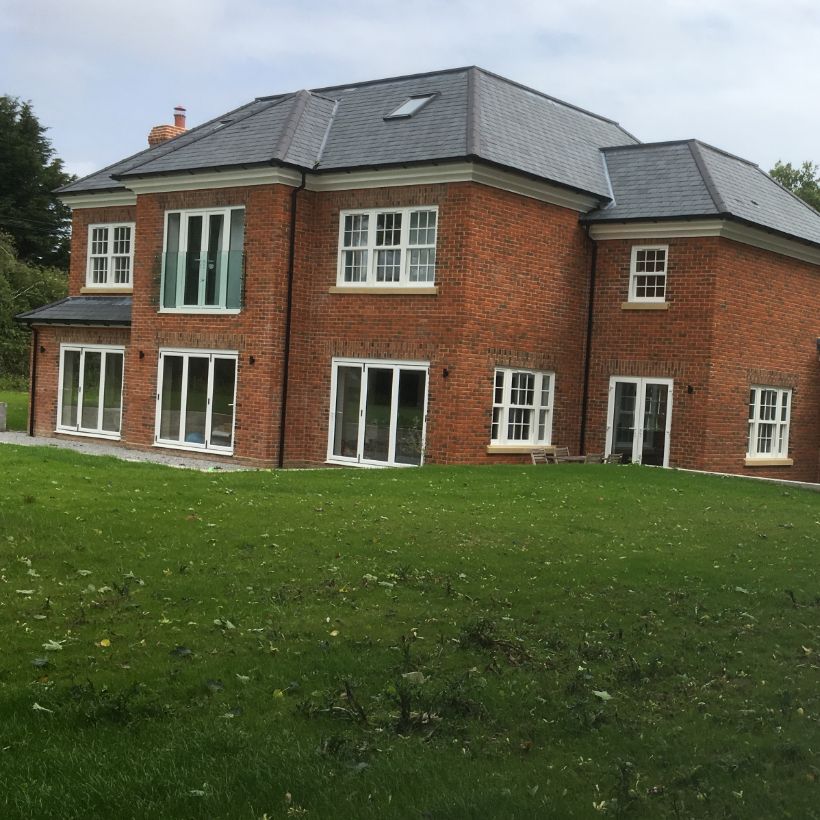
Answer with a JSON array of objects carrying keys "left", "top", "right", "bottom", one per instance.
[
  {"left": 486, "top": 444, "right": 555, "bottom": 454},
  {"left": 744, "top": 457, "right": 794, "bottom": 467},
  {"left": 621, "top": 301, "right": 669, "bottom": 310},
  {"left": 328, "top": 286, "right": 438, "bottom": 295}
]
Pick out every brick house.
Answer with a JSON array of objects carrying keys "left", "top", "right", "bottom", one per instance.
[{"left": 17, "top": 67, "right": 820, "bottom": 481}]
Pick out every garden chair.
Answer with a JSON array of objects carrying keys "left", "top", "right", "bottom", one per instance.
[
  {"left": 530, "top": 448, "right": 549, "bottom": 465},
  {"left": 584, "top": 452, "right": 604, "bottom": 463},
  {"left": 553, "top": 446, "right": 571, "bottom": 463},
  {"left": 603, "top": 452, "right": 624, "bottom": 464}
]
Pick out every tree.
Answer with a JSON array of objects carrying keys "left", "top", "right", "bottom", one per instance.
[
  {"left": 0, "top": 96, "right": 74, "bottom": 269},
  {"left": 0, "top": 233, "right": 67, "bottom": 379},
  {"left": 769, "top": 160, "right": 820, "bottom": 212}
]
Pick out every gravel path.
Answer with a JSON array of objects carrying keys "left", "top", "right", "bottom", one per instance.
[{"left": 0, "top": 431, "right": 255, "bottom": 472}]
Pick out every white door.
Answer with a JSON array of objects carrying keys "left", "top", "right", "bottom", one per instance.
[
  {"left": 606, "top": 377, "right": 673, "bottom": 466},
  {"left": 328, "top": 359, "right": 429, "bottom": 466}
]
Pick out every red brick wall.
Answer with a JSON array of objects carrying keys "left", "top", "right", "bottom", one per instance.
[
  {"left": 585, "top": 236, "right": 719, "bottom": 469},
  {"left": 585, "top": 235, "right": 820, "bottom": 482},
  {"left": 284, "top": 182, "right": 591, "bottom": 465},
  {"left": 705, "top": 239, "right": 820, "bottom": 482}
]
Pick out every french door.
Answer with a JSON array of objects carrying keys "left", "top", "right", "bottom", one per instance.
[
  {"left": 328, "top": 359, "right": 429, "bottom": 466},
  {"left": 58, "top": 345, "right": 124, "bottom": 438},
  {"left": 606, "top": 377, "right": 673, "bottom": 466},
  {"left": 155, "top": 350, "right": 237, "bottom": 452}
]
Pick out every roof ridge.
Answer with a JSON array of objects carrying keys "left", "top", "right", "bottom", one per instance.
[
  {"left": 688, "top": 140, "right": 728, "bottom": 214},
  {"left": 115, "top": 96, "right": 294, "bottom": 178},
  {"left": 273, "top": 90, "right": 312, "bottom": 161},
  {"left": 314, "top": 98, "right": 340, "bottom": 167},
  {"left": 307, "top": 65, "right": 473, "bottom": 95},
  {"left": 465, "top": 67, "right": 480, "bottom": 156}
]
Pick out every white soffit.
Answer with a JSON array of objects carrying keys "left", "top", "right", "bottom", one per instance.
[{"left": 588, "top": 220, "right": 820, "bottom": 267}]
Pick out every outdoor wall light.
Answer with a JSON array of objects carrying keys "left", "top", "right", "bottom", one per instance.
[
  {"left": 39, "top": 345, "right": 45, "bottom": 353},
  {"left": 816, "top": 337, "right": 820, "bottom": 353},
  {"left": 687, "top": 384, "right": 694, "bottom": 394},
  {"left": 139, "top": 350, "right": 145, "bottom": 359},
  {"left": 442, "top": 367, "right": 449, "bottom": 378},
  {"left": 249, "top": 355, "right": 256, "bottom": 365}
]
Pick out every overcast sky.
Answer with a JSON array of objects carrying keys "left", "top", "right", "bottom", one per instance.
[{"left": 2, "top": 0, "right": 819, "bottom": 180}]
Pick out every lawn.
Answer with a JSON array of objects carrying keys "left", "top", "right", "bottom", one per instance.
[
  {"left": 0, "top": 447, "right": 817, "bottom": 819},
  {"left": 0, "top": 389, "right": 28, "bottom": 431}
]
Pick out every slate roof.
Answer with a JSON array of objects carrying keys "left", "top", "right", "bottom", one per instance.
[
  {"left": 58, "top": 66, "right": 636, "bottom": 200},
  {"left": 585, "top": 140, "right": 820, "bottom": 246},
  {"left": 16, "top": 296, "right": 132, "bottom": 325}
]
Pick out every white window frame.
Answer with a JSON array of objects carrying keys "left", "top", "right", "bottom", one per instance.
[
  {"left": 605, "top": 376, "right": 673, "bottom": 467},
  {"left": 336, "top": 206, "right": 438, "bottom": 287},
  {"left": 56, "top": 343, "right": 125, "bottom": 440},
  {"left": 161, "top": 207, "right": 244, "bottom": 313},
  {"left": 85, "top": 223, "right": 135, "bottom": 288},
  {"left": 629, "top": 245, "right": 668, "bottom": 303},
  {"left": 327, "top": 357, "right": 430, "bottom": 467},
  {"left": 154, "top": 348, "right": 239, "bottom": 454},
  {"left": 747, "top": 386, "right": 791, "bottom": 459},
  {"left": 490, "top": 368, "right": 555, "bottom": 446}
]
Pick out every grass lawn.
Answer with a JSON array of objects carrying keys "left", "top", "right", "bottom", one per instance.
[
  {"left": 0, "top": 389, "right": 29, "bottom": 431},
  {"left": 0, "top": 447, "right": 817, "bottom": 819}
]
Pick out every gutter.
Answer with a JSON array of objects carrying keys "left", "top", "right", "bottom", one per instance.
[
  {"left": 578, "top": 229, "right": 597, "bottom": 454},
  {"left": 277, "top": 169, "right": 307, "bottom": 468}
]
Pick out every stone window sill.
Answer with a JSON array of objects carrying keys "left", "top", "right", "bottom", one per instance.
[
  {"left": 621, "top": 301, "right": 669, "bottom": 311},
  {"left": 80, "top": 287, "right": 133, "bottom": 295},
  {"left": 486, "top": 444, "right": 554, "bottom": 454},
  {"left": 744, "top": 457, "right": 793, "bottom": 467},
  {"left": 328, "top": 286, "right": 438, "bottom": 295}
]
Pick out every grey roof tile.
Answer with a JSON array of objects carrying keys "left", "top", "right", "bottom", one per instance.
[
  {"left": 16, "top": 296, "right": 132, "bottom": 325},
  {"left": 586, "top": 140, "right": 820, "bottom": 247}
]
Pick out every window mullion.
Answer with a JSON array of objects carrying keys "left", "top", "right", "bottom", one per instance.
[{"left": 400, "top": 209, "right": 410, "bottom": 285}]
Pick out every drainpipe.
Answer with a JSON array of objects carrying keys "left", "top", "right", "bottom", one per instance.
[
  {"left": 578, "top": 230, "right": 597, "bottom": 454},
  {"left": 277, "top": 170, "right": 306, "bottom": 468},
  {"left": 28, "top": 327, "right": 38, "bottom": 437}
]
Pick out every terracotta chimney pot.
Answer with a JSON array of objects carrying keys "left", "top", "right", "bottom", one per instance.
[{"left": 148, "top": 106, "right": 188, "bottom": 147}]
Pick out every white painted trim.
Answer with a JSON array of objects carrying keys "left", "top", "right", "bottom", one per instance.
[
  {"left": 328, "top": 286, "right": 438, "bottom": 295},
  {"left": 605, "top": 376, "right": 674, "bottom": 467},
  {"left": 86, "top": 222, "right": 136, "bottom": 288},
  {"left": 589, "top": 219, "right": 820, "bottom": 267},
  {"left": 124, "top": 166, "right": 304, "bottom": 194},
  {"left": 628, "top": 244, "right": 668, "bottom": 303},
  {"left": 309, "top": 162, "right": 598, "bottom": 212},
  {"left": 327, "top": 357, "right": 430, "bottom": 467},
  {"left": 62, "top": 192, "right": 137, "bottom": 209},
  {"left": 490, "top": 368, "right": 555, "bottom": 447}
]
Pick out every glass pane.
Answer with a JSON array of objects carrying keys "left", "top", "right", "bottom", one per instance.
[
  {"left": 60, "top": 350, "right": 81, "bottom": 428},
  {"left": 394, "top": 370, "right": 426, "bottom": 465},
  {"left": 80, "top": 352, "right": 102, "bottom": 430},
  {"left": 184, "top": 357, "right": 209, "bottom": 445},
  {"left": 163, "top": 213, "right": 181, "bottom": 308},
  {"left": 612, "top": 382, "right": 637, "bottom": 462},
  {"left": 101, "top": 352, "right": 123, "bottom": 433},
  {"left": 159, "top": 355, "right": 184, "bottom": 441},
  {"left": 332, "top": 366, "right": 362, "bottom": 459},
  {"left": 210, "top": 358, "right": 235, "bottom": 448},
  {"left": 641, "top": 383, "right": 668, "bottom": 466},
  {"left": 183, "top": 215, "right": 203, "bottom": 305},
  {"left": 204, "top": 213, "right": 224, "bottom": 306},
  {"left": 363, "top": 368, "right": 393, "bottom": 462},
  {"left": 226, "top": 210, "right": 245, "bottom": 309}
]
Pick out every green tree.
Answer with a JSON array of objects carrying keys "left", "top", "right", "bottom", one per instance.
[
  {"left": 0, "top": 96, "right": 74, "bottom": 268},
  {"left": 0, "top": 232, "right": 67, "bottom": 378},
  {"left": 769, "top": 160, "right": 820, "bottom": 212}
]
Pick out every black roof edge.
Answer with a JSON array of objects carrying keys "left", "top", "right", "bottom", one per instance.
[
  {"left": 580, "top": 212, "right": 820, "bottom": 255},
  {"left": 59, "top": 185, "right": 130, "bottom": 197},
  {"left": 14, "top": 317, "right": 131, "bottom": 327},
  {"left": 601, "top": 138, "right": 757, "bottom": 168}
]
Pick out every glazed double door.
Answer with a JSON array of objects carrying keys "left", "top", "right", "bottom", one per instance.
[{"left": 606, "top": 377, "right": 673, "bottom": 466}]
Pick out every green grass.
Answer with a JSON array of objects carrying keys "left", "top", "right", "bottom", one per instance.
[
  {"left": 0, "top": 389, "right": 28, "bottom": 431},
  {"left": 0, "top": 448, "right": 817, "bottom": 819}
]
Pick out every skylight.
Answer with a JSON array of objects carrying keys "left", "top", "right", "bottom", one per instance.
[{"left": 385, "top": 95, "right": 435, "bottom": 120}]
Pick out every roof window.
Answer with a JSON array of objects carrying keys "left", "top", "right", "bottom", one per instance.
[{"left": 385, "top": 95, "right": 435, "bottom": 120}]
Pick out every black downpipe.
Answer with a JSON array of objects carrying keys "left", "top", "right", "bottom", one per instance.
[
  {"left": 277, "top": 171, "right": 306, "bottom": 468},
  {"left": 578, "top": 233, "right": 597, "bottom": 454},
  {"left": 28, "top": 327, "right": 38, "bottom": 437}
]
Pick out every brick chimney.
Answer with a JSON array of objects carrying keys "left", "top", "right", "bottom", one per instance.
[{"left": 148, "top": 105, "right": 187, "bottom": 147}]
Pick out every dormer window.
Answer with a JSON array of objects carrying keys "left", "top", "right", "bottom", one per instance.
[{"left": 384, "top": 95, "right": 435, "bottom": 120}]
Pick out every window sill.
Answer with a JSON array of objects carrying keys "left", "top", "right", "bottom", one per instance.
[
  {"left": 486, "top": 444, "right": 554, "bottom": 454},
  {"left": 81, "top": 286, "right": 133, "bottom": 295},
  {"left": 621, "top": 301, "right": 669, "bottom": 311},
  {"left": 328, "top": 286, "right": 438, "bottom": 295},
  {"left": 158, "top": 308, "right": 241, "bottom": 315},
  {"left": 55, "top": 428, "right": 121, "bottom": 441},
  {"left": 744, "top": 457, "right": 793, "bottom": 467},
  {"left": 154, "top": 441, "right": 234, "bottom": 456}
]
